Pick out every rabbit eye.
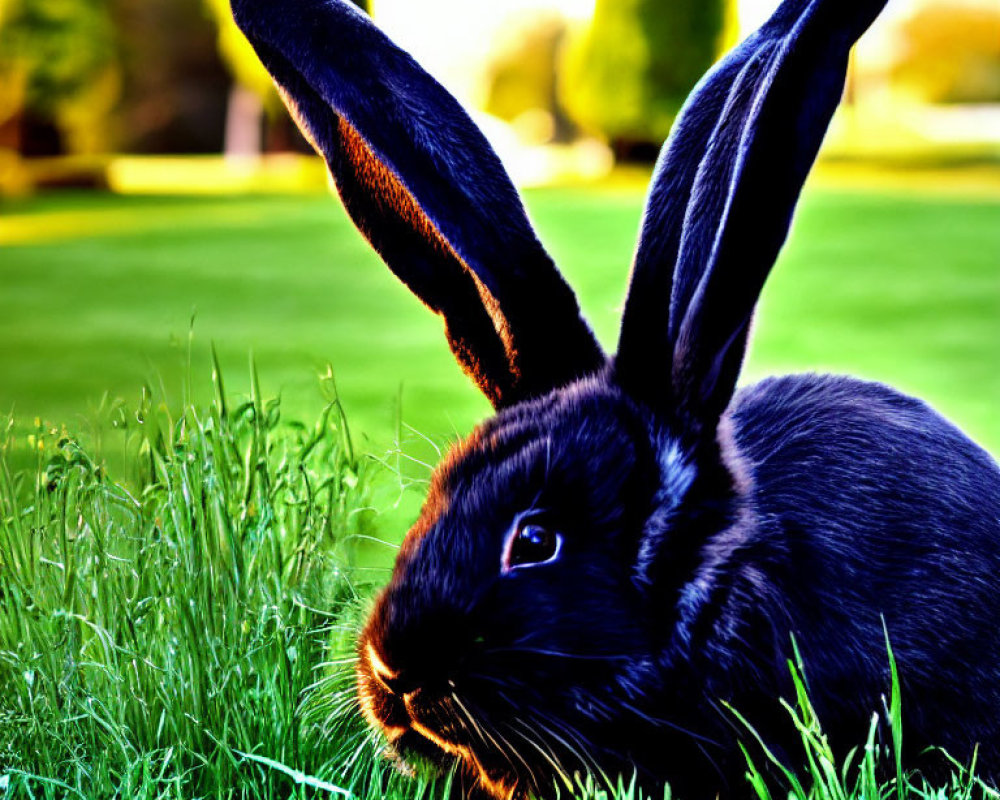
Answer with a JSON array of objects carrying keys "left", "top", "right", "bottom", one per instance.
[{"left": 504, "top": 522, "right": 562, "bottom": 572}]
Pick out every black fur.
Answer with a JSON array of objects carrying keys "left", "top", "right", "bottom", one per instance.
[{"left": 228, "top": 0, "right": 1000, "bottom": 797}]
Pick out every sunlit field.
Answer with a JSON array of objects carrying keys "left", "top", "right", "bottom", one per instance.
[
  {"left": 1, "top": 168, "right": 999, "bottom": 798},
  {"left": 3, "top": 170, "right": 999, "bottom": 461}
]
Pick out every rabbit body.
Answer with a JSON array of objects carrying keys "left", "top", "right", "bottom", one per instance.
[
  {"left": 228, "top": 0, "right": 1000, "bottom": 795},
  {"left": 708, "top": 374, "right": 1000, "bottom": 786}
]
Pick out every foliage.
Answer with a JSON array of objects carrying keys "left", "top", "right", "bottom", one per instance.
[
  {"left": 0, "top": 0, "right": 120, "bottom": 153},
  {"left": 202, "top": 0, "right": 278, "bottom": 103},
  {"left": 0, "top": 0, "right": 117, "bottom": 113},
  {"left": 890, "top": 2, "right": 1000, "bottom": 104},
  {"left": 0, "top": 364, "right": 429, "bottom": 798},
  {"left": 0, "top": 0, "right": 235, "bottom": 156},
  {"left": 110, "top": 0, "right": 230, "bottom": 154},
  {"left": 559, "top": 0, "right": 728, "bottom": 149},
  {"left": 484, "top": 13, "right": 571, "bottom": 141}
]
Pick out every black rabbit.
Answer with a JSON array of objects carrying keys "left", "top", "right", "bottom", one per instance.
[{"left": 230, "top": 0, "right": 1000, "bottom": 797}]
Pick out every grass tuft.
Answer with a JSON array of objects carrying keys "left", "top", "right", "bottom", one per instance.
[
  {"left": 737, "top": 638, "right": 998, "bottom": 800},
  {"left": 0, "top": 370, "right": 440, "bottom": 799}
]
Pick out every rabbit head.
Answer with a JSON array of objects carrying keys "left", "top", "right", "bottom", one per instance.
[{"left": 230, "top": 0, "right": 890, "bottom": 796}]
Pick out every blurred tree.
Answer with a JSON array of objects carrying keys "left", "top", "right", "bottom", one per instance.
[
  {"left": 0, "top": 0, "right": 120, "bottom": 155},
  {"left": 559, "top": 0, "right": 728, "bottom": 155},
  {"left": 485, "top": 13, "right": 575, "bottom": 143},
  {"left": 890, "top": 2, "right": 1000, "bottom": 104},
  {"left": 202, "top": 0, "right": 370, "bottom": 156},
  {"left": 202, "top": 0, "right": 276, "bottom": 101},
  {"left": 111, "top": 0, "right": 230, "bottom": 153},
  {"left": 202, "top": 0, "right": 276, "bottom": 156}
]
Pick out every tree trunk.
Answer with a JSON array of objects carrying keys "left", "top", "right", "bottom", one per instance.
[{"left": 223, "top": 83, "right": 263, "bottom": 158}]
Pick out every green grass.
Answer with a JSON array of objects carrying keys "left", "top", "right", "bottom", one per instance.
[
  {"left": 0, "top": 373, "right": 437, "bottom": 799},
  {"left": 735, "top": 640, "right": 996, "bottom": 800},
  {"left": 0, "top": 382, "right": 996, "bottom": 800},
  {"left": 1, "top": 177, "right": 998, "bottom": 466}
]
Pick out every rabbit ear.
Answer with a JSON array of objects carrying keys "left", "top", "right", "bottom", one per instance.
[
  {"left": 616, "top": 0, "right": 887, "bottom": 439},
  {"left": 230, "top": 0, "right": 604, "bottom": 409}
]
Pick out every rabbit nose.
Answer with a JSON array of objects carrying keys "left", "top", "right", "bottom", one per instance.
[{"left": 367, "top": 642, "right": 418, "bottom": 696}]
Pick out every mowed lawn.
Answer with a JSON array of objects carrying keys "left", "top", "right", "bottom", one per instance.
[{"left": 2, "top": 172, "right": 999, "bottom": 466}]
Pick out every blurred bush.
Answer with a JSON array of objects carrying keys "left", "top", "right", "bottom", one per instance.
[
  {"left": 484, "top": 13, "right": 574, "bottom": 143},
  {"left": 0, "top": 0, "right": 120, "bottom": 155},
  {"left": 890, "top": 2, "right": 1000, "bottom": 104},
  {"left": 0, "top": 0, "right": 232, "bottom": 158},
  {"left": 0, "top": 0, "right": 365, "bottom": 161},
  {"left": 0, "top": 0, "right": 995, "bottom": 169},
  {"left": 113, "top": 0, "right": 230, "bottom": 154},
  {"left": 559, "top": 0, "right": 729, "bottom": 154}
]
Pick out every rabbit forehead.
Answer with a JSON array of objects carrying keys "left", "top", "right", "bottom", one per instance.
[
  {"left": 443, "top": 381, "right": 653, "bottom": 517},
  {"left": 392, "top": 381, "right": 657, "bottom": 586}
]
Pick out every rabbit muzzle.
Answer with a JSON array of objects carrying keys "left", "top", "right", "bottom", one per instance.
[{"left": 357, "top": 601, "right": 528, "bottom": 799}]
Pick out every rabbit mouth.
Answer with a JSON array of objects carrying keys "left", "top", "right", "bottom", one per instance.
[
  {"left": 374, "top": 697, "right": 525, "bottom": 800},
  {"left": 358, "top": 642, "right": 526, "bottom": 798}
]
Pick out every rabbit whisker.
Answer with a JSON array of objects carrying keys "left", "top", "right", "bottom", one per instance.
[
  {"left": 498, "top": 722, "right": 545, "bottom": 793},
  {"left": 490, "top": 720, "right": 538, "bottom": 785},
  {"left": 617, "top": 698, "right": 723, "bottom": 749},
  {"left": 451, "top": 691, "right": 527, "bottom": 786},
  {"left": 527, "top": 709, "right": 606, "bottom": 785},
  {"left": 451, "top": 692, "right": 495, "bottom": 754},
  {"left": 308, "top": 688, "right": 361, "bottom": 720},
  {"left": 509, "top": 717, "right": 574, "bottom": 793},
  {"left": 484, "top": 645, "right": 630, "bottom": 663},
  {"left": 342, "top": 730, "right": 377, "bottom": 773},
  {"left": 322, "top": 698, "right": 362, "bottom": 723}
]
